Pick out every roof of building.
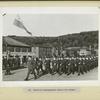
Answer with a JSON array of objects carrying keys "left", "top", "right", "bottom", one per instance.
[{"left": 3, "top": 37, "right": 30, "bottom": 47}]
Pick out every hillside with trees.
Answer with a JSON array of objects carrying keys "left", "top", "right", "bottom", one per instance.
[{"left": 5, "top": 30, "right": 98, "bottom": 49}]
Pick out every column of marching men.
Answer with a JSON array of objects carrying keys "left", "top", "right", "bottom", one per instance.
[
  {"left": 3, "top": 55, "right": 98, "bottom": 80},
  {"left": 24, "top": 56, "right": 98, "bottom": 80}
]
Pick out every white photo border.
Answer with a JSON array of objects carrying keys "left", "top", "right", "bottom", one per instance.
[{"left": 0, "top": 7, "right": 100, "bottom": 87}]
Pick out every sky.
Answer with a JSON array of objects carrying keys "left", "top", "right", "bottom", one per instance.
[{"left": 2, "top": 8, "right": 99, "bottom": 37}]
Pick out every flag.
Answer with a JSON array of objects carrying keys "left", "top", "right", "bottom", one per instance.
[{"left": 13, "top": 16, "right": 32, "bottom": 35}]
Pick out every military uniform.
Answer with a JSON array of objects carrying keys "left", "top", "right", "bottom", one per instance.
[
  {"left": 24, "top": 57, "right": 37, "bottom": 81},
  {"left": 3, "top": 56, "right": 9, "bottom": 75},
  {"left": 37, "top": 58, "right": 45, "bottom": 76},
  {"left": 77, "top": 58, "right": 84, "bottom": 76},
  {"left": 61, "top": 58, "right": 67, "bottom": 74},
  {"left": 6, "top": 56, "right": 12, "bottom": 75},
  {"left": 51, "top": 58, "right": 57, "bottom": 75},
  {"left": 57, "top": 58, "right": 63, "bottom": 75}
]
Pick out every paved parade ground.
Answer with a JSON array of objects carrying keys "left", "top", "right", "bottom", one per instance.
[{"left": 3, "top": 67, "right": 98, "bottom": 81}]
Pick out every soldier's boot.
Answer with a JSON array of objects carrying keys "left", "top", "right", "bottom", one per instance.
[
  {"left": 67, "top": 68, "right": 71, "bottom": 75},
  {"left": 36, "top": 70, "right": 40, "bottom": 78},
  {"left": 78, "top": 73, "right": 80, "bottom": 76},
  {"left": 81, "top": 72, "right": 84, "bottom": 75},
  {"left": 31, "top": 70, "right": 34, "bottom": 74},
  {"left": 24, "top": 70, "right": 31, "bottom": 81},
  {"left": 33, "top": 70, "right": 38, "bottom": 79},
  {"left": 78, "top": 70, "right": 80, "bottom": 76},
  {"left": 80, "top": 68, "right": 84, "bottom": 75},
  {"left": 8, "top": 69, "right": 11, "bottom": 75},
  {"left": 51, "top": 71, "right": 55, "bottom": 75},
  {"left": 72, "top": 69, "right": 75, "bottom": 74},
  {"left": 34, "top": 75, "right": 37, "bottom": 80},
  {"left": 6, "top": 69, "right": 9, "bottom": 75},
  {"left": 58, "top": 70, "right": 63, "bottom": 75},
  {"left": 24, "top": 78, "right": 28, "bottom": 81},
  {"left": 5, "top": 70, "right": 8, "bottom": 75},
  {"left": 41, "top": 68, "right": 45, "bottom": 75},
  {"left": 64, "top": 70, "right": 67, "bottom": 74},
  {"left": 57, "top": 69, "right": 61, "bottom": 75},
  {"left": 84, "top": 68, "right": 87, "bottom": 73},
  {"left": 67, "top": 72, "right": 71, "bottom": 75}
]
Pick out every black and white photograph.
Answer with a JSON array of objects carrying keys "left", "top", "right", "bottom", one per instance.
[{"left": 2, "top": 7, "right": 99, "bottom": 81}]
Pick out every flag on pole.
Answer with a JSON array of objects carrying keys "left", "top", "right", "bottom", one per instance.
[{"left": 13, "top": 15, "right": 32, "bottom": 35}]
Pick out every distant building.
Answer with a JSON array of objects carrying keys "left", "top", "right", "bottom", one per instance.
[
  {"left": 3, "top": 36, "right": 32, "bottom": 57},
  {"left": 65, "top": 47, "right": 91, "bottom": 57},
  {"left": 3, "top": 36, "right": 53, "bottom": 58},
  {"left": 33, "top": 43, "right": 53, "bottom": 58},
  {"left": 78, "top": 47, "right": 91, "bottom": 56},
  {"left": 3, "top": 35, "right": 98, "bottom": 58}
]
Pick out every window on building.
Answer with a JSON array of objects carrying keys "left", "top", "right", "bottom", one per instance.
[
  {"left": 28, "top": 48, "right": 31, "bottom": 52},
  {"left": 8, "top": 47, "right": 14, "bottom": 52},
  {"left": 22, "top": 48, "right": 27, "bottom": 52},
  {"left": 3, "top": 46, "right": 6, "bottom": 52},
  {"left": 15, "top": 47, "right": 20, "bottom": 52}
]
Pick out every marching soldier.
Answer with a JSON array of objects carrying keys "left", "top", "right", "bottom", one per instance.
[
  {"left": 61, "top": 58, "right": 67, "bottom": 74},
  {"left": 38, "top": 58, "right": 45, "bottom": 75},
  {"left": 44, "top": 58, "right": 51, "bottom": 74},
  {"left": 64, "top": 58, "right": 70, "bottom": 74},
  {"left": 51, "top": 58, "right": 57, "bottom": 75},
  {"left": 67, "top": 58, "right": 71, "bottom": 75},
  {"left": 82, "top": 57, "right": 87, "bottom": 73},
  {"left": 24, "top": 56, "right": 37, "bottom": 81},
  {"left": 57, "top": 58, "right": 63, "bottom": 75},
  {"left": 35, "top": 57, "right": 40, "bottom": 77},
  {"left": 77, "top": 57, "right": 84, "bottom": 76},
  {"left": 67, "top": 57, "right": 75, "bottom": 75},
  {"left": 87, "top": 57, "right": 91, "bottom": 72},
  {"left": 74, "top": 57, "right": 78, "bottom": 73}
]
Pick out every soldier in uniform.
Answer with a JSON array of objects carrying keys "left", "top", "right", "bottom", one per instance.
[
  {"left": 3, "top": 56, "right": 8, "bottom": 75},
  {"left": 6, "top": 55, "right": 12, "bottom": 75},
  {"left": 57, "top": 58, "right": 63, "bottom": 75},
  {"left": 67, "top": 58, "right": 71, "bottom": 75},
  {"left": 14, "top": 55, "right": 19, "bottom": 69},
  {"left": 67, "top": 57, "right": 75, "bottom": 75},
  {"left": 17, "top": 56, "right": 21, "bottom": 68},
  {"left": 38, "top": 58, "right": 45, "bottom": 76},
  {"left": 61, "top": 58, "right": 67, "bottom": 74},
  {"left": 35, "top": 57, "right": 40, "bottom": 77},
  {"left": 77, "top": 57, "right": 84, "bottom": 76},
  {"left": 64, "top": 57, "right": 69, "bottom": 74},
  {"left": 12, "top": 56, "right": 16, "bottom": 69},
  {"left": 51, "top": 58, "right": 57, "bottom": 75},
  {"left": 24, "top": 56, "right": 37, "bottom": 81},
  {"left": 87, "top": 57, "right": 91, "bottom": 72},
  {"left": 74, "top": 57, "right": 78, "bottom": 73},
  {"left": 95, "top": 56, "right": 98, "bottom": 68},
  {"left": 82, "top": 57, "right": 87, "bottom": 73},
  {"left": 44, "top": 58, "right": 51, "bottom": 74}
]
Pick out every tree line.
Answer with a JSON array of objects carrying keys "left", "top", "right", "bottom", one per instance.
[{"left": 6, "top": 30, "right": 98, "bottom": 49}]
